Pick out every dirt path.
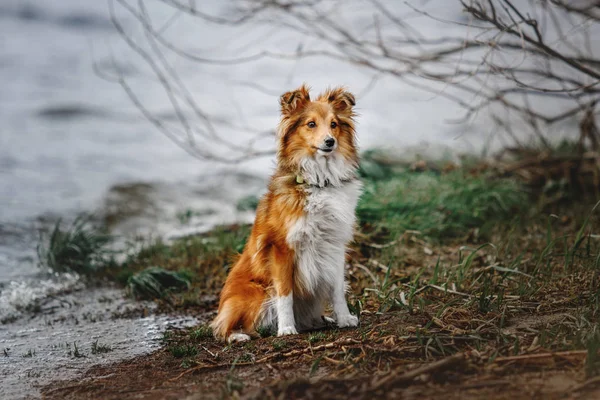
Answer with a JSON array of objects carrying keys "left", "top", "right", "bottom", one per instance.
[{"left": 41, "top": 312, "right": 600, "bottom": 399}]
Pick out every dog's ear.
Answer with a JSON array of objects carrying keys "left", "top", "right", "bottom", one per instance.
[
  {"left": 280, "top": 84, "right": 311, "bottom": 116},
  {"left": 324, "top": 87, "right": 356, "bottom": 116}
]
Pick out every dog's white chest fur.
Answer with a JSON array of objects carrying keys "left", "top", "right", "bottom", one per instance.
[
  {"left": 260, "top": 153, "right": 362, "bottom": 334},
  {"left": 287, "top": 179, "right": 362, "bottom": 296}
]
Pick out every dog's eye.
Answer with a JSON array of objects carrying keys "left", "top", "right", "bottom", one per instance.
[
  {"left": 307, "top": 121, "right": 316, "bottom": 128},
  {"left": 330, "top": 121, "right": 337, "bottom": 129}
]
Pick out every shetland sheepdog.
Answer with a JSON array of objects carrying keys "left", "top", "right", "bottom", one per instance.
[{"left": 211, "top": 84, "right": 361, "bottom": 343}]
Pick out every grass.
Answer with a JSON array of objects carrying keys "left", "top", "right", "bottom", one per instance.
[
  {"left": 127, "top": 267, "right": 190, "bottom": 300},
  {"left": 169, "top": 343, "right": 198, "bottom": 358},
  {"left": 22, "top": 349, "right": 35, "bottom": 358},
  {"left": 37, "top": 216, "right": 114, "bottom": 275},
  {"left": 256, "top": 326, "right": 274, "bottom": 338},
  {"left": 359, "top": 200, "right": 600, "bottom": 357},
  {"left": 91, "top": 340, "right": 113, "bottom": 355},
  {"left": 189, "top": 325, "right": 213, "bottom": 341},
  {"left": 117, "top": 226, "right": 250, "bottom": 310},
  {"left": 271, "top": 339, "right": 287, "bottom": 351},
  {"left": 69, "top": 342, "right": 85, "bottom": 358},
  {"left": 223, "top": 358, "right": 244, "bottom": 396},
  {"left": 308, "top": 331, "right": 327, "bottom": 344},
  {"left": 358, "top": 170, "right": 527, "bottom": 241},
  {"left": 36, "top": 218, "right": 250, "bottom": 313}
]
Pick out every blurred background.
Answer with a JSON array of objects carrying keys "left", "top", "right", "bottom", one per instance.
[{"left": 1, "top": 0, "right": 598, "bottom": 397}]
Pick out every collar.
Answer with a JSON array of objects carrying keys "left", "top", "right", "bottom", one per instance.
[{"left": 295, "top": 174, "right": 355, "bottom": 188}]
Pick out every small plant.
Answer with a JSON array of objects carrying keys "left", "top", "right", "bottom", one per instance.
[
  {"left": 180, "top": 359, "right": 197, "bottom": 369},
  {"left": 91, "top": 340, "right": 113, "bottom": 354},
  {"left": 37, "top": 215, "right": 114, "bottom": 275},
  {"left": 309, "top": 355, "right": 324, "bottom": 377},
  {"left": 308, "top": 332, "right": 326, "bottom": 344},
  {"left": 176, "top": 208, "right": 215, "bottom": 224},
  {"left": 127, "top": 267, "right": 190, "bottom": 300},
  {"left": 169, "top": 344, "right": 198, "bottom": 358},
  {"left": 189, "top": 325, "right": 213, "bottom": 341},
  {"left": 256, "top": 326, "right": 273, "bottom": 338},
  {"left": 223, "top": 357, "right": 244, "bottom": 396},
  {"left": 69, "top": 342, "right": 85, "bottom": 358},
  {"left": 271, "top": 339, "right": 287, "bottom": 351},
  {"left": 586, "top": 331, "right": 600, "bottom": 378},
  {"left": 22, "top": 349, "right": 35, "bottom": 358},
  {"left": 239, "top": 352, "right": 255, "bottom": 362},
  {"left": 161, "top": 330, "right": 173, "bottom": 344},
  {"left": 176, "top": 209, "right": 194, "bottom": 224}
]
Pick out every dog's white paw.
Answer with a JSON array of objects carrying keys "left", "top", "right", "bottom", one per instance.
[
  {"left": 322, "top": 316, "right": 336, "bottom": 325},
  {"left": 336, "top": 314, "right": 359, "bottom": 328},
  {"left": 228, "top": 333, "right": 251, "bottom": 344},
  {"left": 277, "top": 326, "right": 298, "bottom": 336}
]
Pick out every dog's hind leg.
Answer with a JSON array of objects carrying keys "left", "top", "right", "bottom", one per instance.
[{"left": 210, "top": 285, "right": 265, "bottom": 342}]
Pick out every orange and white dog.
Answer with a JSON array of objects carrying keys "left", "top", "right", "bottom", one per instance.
[{"left": 211, "top": 84, "right": 361, "bottom": 343}]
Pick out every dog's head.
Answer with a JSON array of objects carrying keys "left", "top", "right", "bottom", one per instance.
[{"left": 277, "top": 84, "right": 358, "bottom": 171}]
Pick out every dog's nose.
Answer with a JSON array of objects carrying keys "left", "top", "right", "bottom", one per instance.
[{"left": 324, "top": 137, "right": 335, "bottom": 148}]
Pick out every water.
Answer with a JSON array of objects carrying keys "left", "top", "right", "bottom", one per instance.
[
  {"left": 0, "top": 0, "right": 478, "bottom": 320},
  {"left": 0, "top": 0, "right": 591, "bottom": 398},
  {"left": 0, "top": 1, "right": 268, "bottom": 397},
  {"left": 0, "top": 286, "right": 198, "bottom": 399}
]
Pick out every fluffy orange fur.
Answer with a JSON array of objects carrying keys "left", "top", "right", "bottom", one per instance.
[{"left": 211, "top": 84, "right": 358, "bottom": 341}]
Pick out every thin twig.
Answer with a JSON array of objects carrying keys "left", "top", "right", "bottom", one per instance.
[{"left": 371, "top": 352, "right": 466, "bottom": 388}]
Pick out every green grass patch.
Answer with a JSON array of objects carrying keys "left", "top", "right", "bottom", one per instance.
[
  {"left": 37, "top": 216, "right": 115, "bottom": 275},
  {"left": 127, "top": 267, "right": 190, "bottom": 300},
  {"left": 271, "top": 339, "right": 287, "bottom": 351},
  {"left": 36, "top": 219, "right": 250, "bottom": 308},
  {"left": 189, "top": 325, "right": 213, "bottom": 341},
  {"left": 307, "top": 331, "right": 327, "bottom": 344},
  {"left": 358, "top": 171, "right": 526, "bottom": 241},
  {"left": 169, "top": 343, "right": 198, "bottom": 358}
]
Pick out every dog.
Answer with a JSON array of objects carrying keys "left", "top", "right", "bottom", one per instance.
[{"left": 211, "top": 84, "right": 361, "bottom": 343}]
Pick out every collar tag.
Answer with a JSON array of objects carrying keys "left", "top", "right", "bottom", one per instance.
[{"left": 295, "top": 175, "right": 304, "bottom": 184}]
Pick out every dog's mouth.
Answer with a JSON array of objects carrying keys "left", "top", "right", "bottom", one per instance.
[{"left": 313, "top": 146, "right": 334, "bottom": 153}]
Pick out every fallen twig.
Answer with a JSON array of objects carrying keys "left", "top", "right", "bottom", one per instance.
[
  {"left": 569, "top": 375, "right": 600, "bottom": 393},
  {"left": 365, "top": 240, "right": 398, "bottom": 249},
  {"left": 371, "top": 352, "right": 466, "bottom": 388},
  {"left": 168, "top": 337, "right": 362, "bottom": 383},
  {"left": 201, "top": 345, "right": 216, "bottom": 358},
  {"left": 256, "top": 337, "right": 362, "bottom": 363},
  {"left": 368, "top": 259, "right": 390, "bottom": 273},
  {"left": 353, "top": 263, "right": 380, "bottom": 285},
  {"left": 494, "top": 350, "right": 588, "bottom": 363}
]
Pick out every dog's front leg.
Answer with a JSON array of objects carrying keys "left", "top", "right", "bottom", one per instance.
[
  {"left": 272, "top": 246, "right": 298, "bottom": 336},
  {"left": 276, "top": 292, "right": 297, "bottom": 336},
  {"left": 332, "top": 251, "right": 358, "bottom": 328}
]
